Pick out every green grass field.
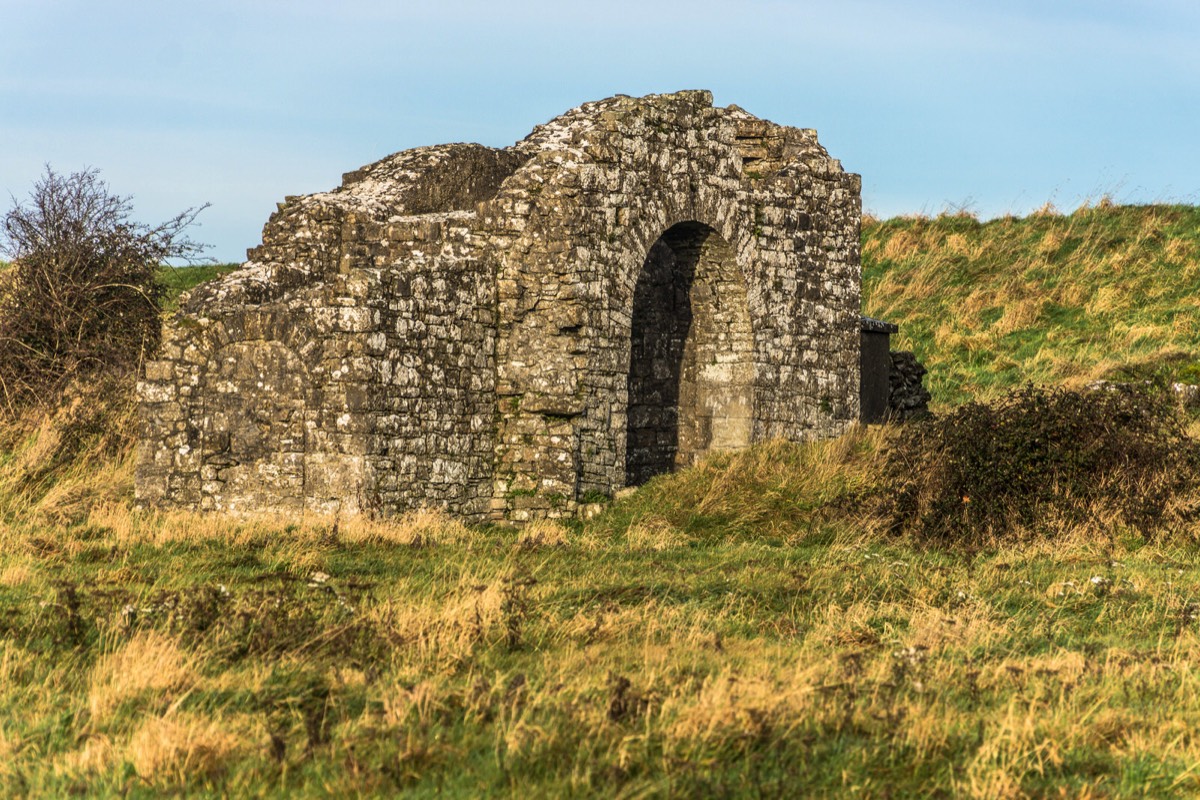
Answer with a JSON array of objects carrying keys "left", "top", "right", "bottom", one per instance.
[
  {"left": 8, "top": 437, "right": 1200, "bottom": 798},
  {"left": 863, "top": 202, "right": 1200, "bottom": 407},
  {"left": 4, "top": 207, "right": 1200, "bottom": 797}
]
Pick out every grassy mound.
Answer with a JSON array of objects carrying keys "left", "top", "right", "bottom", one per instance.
[
  {"left": 585, "top": 430, "right": 886, "bottom": 547},
  {"left": 863, "top": 203, "right": 1200, "bottom": 406}
]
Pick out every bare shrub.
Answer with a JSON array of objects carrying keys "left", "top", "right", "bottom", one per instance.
[{"left": 0, "top": 166, "right": 207, "bottom": 415}]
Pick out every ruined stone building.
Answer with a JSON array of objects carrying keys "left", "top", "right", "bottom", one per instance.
[{"left": 136, "top": 91, "right": 863, "bottom": 522}]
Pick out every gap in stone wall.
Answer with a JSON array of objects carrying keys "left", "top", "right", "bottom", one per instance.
[{"left": 624, "top": 222, "right": 754, "bottom": 487}]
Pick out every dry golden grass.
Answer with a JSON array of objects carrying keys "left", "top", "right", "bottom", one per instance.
[
  {"left": 361, "top": 570, "right": 542, "bottom": 674},
  {"left": 624, "top": 516, "right": 687, "bottom": 550},
  {"left": 1038, "top": 228, "right": 1068, "bottom": 255},
  {"left": 0, "top": 384, "right": 138, "bottom": 525},
  {"left": 662, "top": 669, "right": 811, "bottom": 748},
  {"left": 0, "top": 560, "right": 32, "bottom": 588},
  {"left": 126, "top": 713, "right": 242, "bottom": 781},
  {"left": 943, "top": 232, "right": 972, "bottom": 256},
  {"left": 992, "top": 295, "right": 1045, "bottom": 336},
  {"left": 1164, "top": 237, "right": 1197, "bottom": 266},
  {"left": 0, "top": 725, "right": 17, "bottom": 773},
  {"left": 1086, "top": 285, "right": 1125, "bottom": 315},
  {"left": 960, "top": 287, "right": 994, "bottom": 319},
  {"left": 879, "top": 229, "right": 923, "bottom": 261},
  {"left": 515, "top": 518, "right": 571, "bottom": 548},
  {"left": 56, "top": 734, "right": 115, "bottom": 776},
  {"left": 80, "top": 502, "right": 474, "bottom": 550},
  {"left": 88, "top": 631, "right": 196, "bottom": 721},
  {"left": 1123, "top": 323, "right": 1169, "bottom": 347},
  {"left": 382, "top": 680, "right": 444, "bottom": 729}
]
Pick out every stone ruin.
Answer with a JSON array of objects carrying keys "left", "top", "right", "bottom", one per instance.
[{"left": 136, "top": 90, "right": 865, "bottom": 523}]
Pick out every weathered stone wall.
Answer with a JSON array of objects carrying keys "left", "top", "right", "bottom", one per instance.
[
  {"left": 138, "top": 147, "right": 507, "bottom": 519},
  {"left": 364, "top": 216, "right": 497, "bottom": 519},
  {"left": 137, "top": 91, "right": 862, "bottom": 523},
  {"left": 136, "top": 277, "right": 360, "bottom": 515},
  {"left": 483, "top": 92, "right": 861, "bottom": 519}
]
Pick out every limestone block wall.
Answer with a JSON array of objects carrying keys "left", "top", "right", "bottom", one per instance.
[
  {"left": 137, "top": 147, "right": 507, "bottom": 520},
  {"left": 364, "top": 214, "right": 497, "bottom": 519},
  {"left": 483, "top": 92, "right": 861, "bottom": 519},
  {"left": 137, "top": 91, "right": 862, "bottom": 523},
  {"left": 136, "top": 275, "right": 371, "bottom": 516}
]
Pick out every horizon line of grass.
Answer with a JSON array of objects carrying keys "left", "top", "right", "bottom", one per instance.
[{"left": 157, "top": 262, "right": 240, "bottom": 309}]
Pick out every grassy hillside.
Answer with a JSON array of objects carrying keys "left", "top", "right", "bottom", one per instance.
[
  {"left": 5, "top": 210, "right": 1200, "bottom": 796},
  {"left": 863, "top": 203, "right": 1200, "bottom": 407}
]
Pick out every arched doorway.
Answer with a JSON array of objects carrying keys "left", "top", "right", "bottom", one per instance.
[{"left": 625, "top": 222, "right": 755, "bottom": 486}]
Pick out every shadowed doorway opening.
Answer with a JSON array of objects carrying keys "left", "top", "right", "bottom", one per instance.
[{"left": 625, "top": 221, "right": 755, "bottom": 486}]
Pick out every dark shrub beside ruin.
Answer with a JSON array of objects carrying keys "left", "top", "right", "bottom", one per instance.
[
  {"left": 0, "top": 167, "right": 206, "bottom": 415},
  {"left": 884, "top": 384, "right": 1200, "bottom": 543}
]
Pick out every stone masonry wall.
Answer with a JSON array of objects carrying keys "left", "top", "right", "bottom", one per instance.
[
  {"left": 137, "top": 91, "right": 861, "bottom": 523},
  {"left": 138, "top": 146, "right": 506, "bottom": 520},
  {"left": 483, "top": 92, "right": 861, "bottom": 519}
]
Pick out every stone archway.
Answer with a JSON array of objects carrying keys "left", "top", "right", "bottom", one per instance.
[{"left": 624, "top": 221, "right": 755, "bottom": 486}]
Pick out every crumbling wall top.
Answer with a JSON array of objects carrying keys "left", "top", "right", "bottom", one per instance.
[{"left": 331, "top": 144, "right": 529, "bottom": 218}]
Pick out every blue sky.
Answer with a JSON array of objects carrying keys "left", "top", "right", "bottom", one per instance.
[{"left": 3, "top": 0, "right": 1198, "bottom": 262}]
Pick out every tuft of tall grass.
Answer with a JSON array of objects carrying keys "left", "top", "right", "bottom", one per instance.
[
  {"left": 88, "top": 631, "right": 196, "bottom": 720},
  {"left": 0, "top": 376, "right": 137, "bottom": 526},
  {"left": 126, "top": 712, "right": 243, "bottom": 782},
  {"left": 589, "top": 426, "right": 890, "bottom": 546}
]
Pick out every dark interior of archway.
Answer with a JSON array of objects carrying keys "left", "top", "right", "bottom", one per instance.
[
  {"left": 625, "top": 226, "right": 697, "bottom": 486},
  {"left": 625, "top": 221, "right": 755, "bottom": 487}
]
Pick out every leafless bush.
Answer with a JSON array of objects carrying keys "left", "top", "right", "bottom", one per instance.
[{"left": 0, "top": 166, "right": 207, "bottom": 415}]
